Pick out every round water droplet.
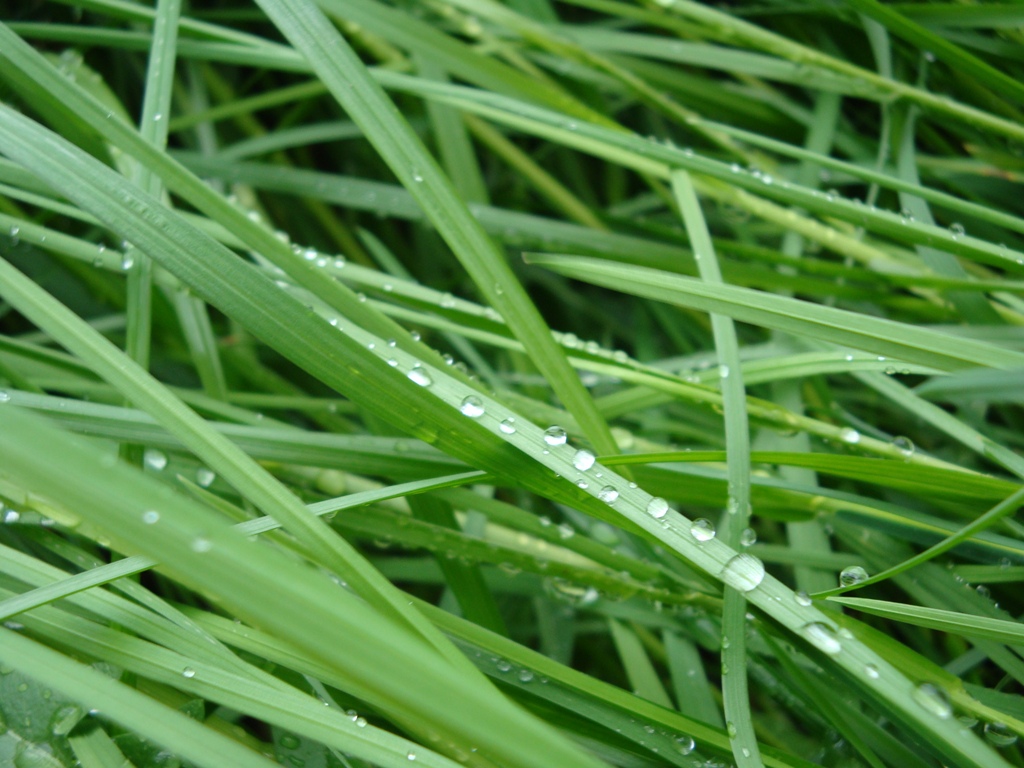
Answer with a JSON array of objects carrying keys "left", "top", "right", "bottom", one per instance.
[
  {"left": 499, "top": 417, "right": 516, "bottom": 434},
  {"left": 740, "top": 527, "right": 757, "bottom": 547},
  {"left": 646, "top": 497, "right": 669, "bottom": 519},
  {"left": 407, "top": 366, "right": 432, "bottom": 387},
  {"left": 597, "top": 485, "right": 619, "bottom": 504},
  {"left": 726, "top": 721, "right": 738, "bottom": 738},
  {"left": 675, "top": 735, "right": 695, "bottom": 755},
  {"left": 718, "top": 364, "right": 730, "bottom": 379},
  {"left": 794, "top": 591, "right": 812, "bottom": 607},
  {"left": 141, "top": 510, "right": 160, "bottom": 525},
  {"left": 407, "top": 752, "right": 417, "bottom": 761},
  {"left": 839, "top": 565, "right": 869, "bottom": 587},
  {"left": 949, "top": 222, "right": 965, "bottom": 239},
  {"left": 182, "top": 667, "right": 196, "bottom": 679},
  {"left": 196, "top": 468, "right": 216, "bottom": 487},
  {"left": 279, "top": 734, "right": 301, "bottom": 750},
  {"left": 517, "top": 669, "right": 534, "bottom": 683},
  {"left": 893, "top": 435, "right": 915, "bottom": 459},
  {"left": 720, "top": 553, "right": 765, "bottom": 592},
  {"left": 0, "top": 391, "right": 10, "bottom": 403},
  {"left": 572, "top": 449, "right": 595, "bottom": 471},
  {"left": 690, "top": 518, "right": 716, "bottom": 541},
  {"left": 459, "top": 396, "right": 485, "bottom": 417},
  {"left": 984, "top": 722, "right": 1017, "bottom": 747},
  {"left": 802, "top": 622, "right": 842, "bottom": 655},
  {"left": 839, "top": 427, "right": 860, "bottom": 444},
  {"left": 144, "top": 448, "right": 168, "bottom": 471},
  {"left": 913, "top": 683, "right": 951, "bottom": 719},
  {"left": 411, "top": 171, "right": 424, "bottom": 183},
  {"left": 864, "top": 664, "right": 880, "bottom": 680},
  {"left": 191, "top": 537, "right": 212, "bottom": 553},
  {"left": 543, "top": 426, "right": 567, "bottom": 446}
]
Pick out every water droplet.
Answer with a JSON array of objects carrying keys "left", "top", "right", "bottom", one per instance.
[
  {"left": 646, "top": 497, "right": 669, "bottom": 519},
  {"left": 839, "top": 565, "right": 869, "bottom": 587},
  {"left": 141, "top": 510, "right": 160, "bottom": 525},
  {"left": 407, "top": 752, "right": 417, "bottom": 761},
  {"left": 893, "top": 435, "right": 915, "bottom": 459},
  {"left": 718, "top": 364, "right": 730, "bottom": 379},
  {"left": 144, "top": 448, "right": 168, "bottom": 471},
  {"left": 407, "top": 366, "right": 432, "bottom": 387},
  {"left": 196, "top": 468, "right": 216, "bottom": 487},
  {"left": 794, "top": 591, "right": 812, "bottom": 607},
  {"left": 355, "top": 716, "right": 367, "bottom": 727},
  {"left": 740, "top": 527, "right": 757, "bottom": 547},
  {"left": 598, "top": 486, "right": 619, "bottom": 504},
  {"left": 439, "top": 292, "right": 456, "bottom": 309},
  {"left": 517, "top": 669, "right": 534, "bottom": 683},
  {"left": 191, "top": 537, "right": 212, "bottom": 553},
  {"left": 949, "top": 222, "right": 965, "bottom": 240},
  {"left": 499, "top": 418, "right": 516, "bottom": 434},
  {"left": 864, "top": 664, "right": 880, "bottom": 680},
  {"left": 839, "top": 427, "right": 860, "bottom": 444},
  {"left": 543, "top": 426, "right": 567, "bottom": 446},
  {"left": 913, "top": 683, "right": 951, "bottom": 719},
  {"left": 802, "top": 622, "right": 842, "bottom": 655},
  {"left": 721, "top": 553, "right": 765, "bottom": 592},
  {"left": 675, "top": 735, "right": 695, "bottom": 755},
  {"left": 280, "top": 734, "right": 301, "bottom": 749},
  {"left": 984, "top": 722, "right": 1017, "bottom": 747},
  {"left": 727, "top": 721, "right": 738, "bottom": 738},
  {"left": 182, "top": 667, "right": 196, "bottom": 679},
  {"left": 459, "top": 396, "right": 485, "bottom": 417},
  {"left": 386, "top": 358, "right": 398, "bottom": 367},
  {"left": 411, "top": 170, "right": 424, "bottom": 183},
  {"left": 572, "top": 449, "right": 595, "bottom": 471},
  {"left": 690, "top": 518, "right": 716, "bottom": 541},
  {"left": 0, "top": 391, "right": 9, "bottom": 403}
]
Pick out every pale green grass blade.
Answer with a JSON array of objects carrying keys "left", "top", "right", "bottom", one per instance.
[
  {"left": 607, "top": 619, "right": 673, "bottom": 709},
  {"left": 830, "top": 597, "right": 1024, "bottom": 648},
  {"left": 0, "top": 628, "right": 280, "bottom": 768},
  {"left": 526, "top": 255, "right": 1024, "bottom": 372},
  {"left": 672, "top": 169, "right": 760, "bottom": 767}
]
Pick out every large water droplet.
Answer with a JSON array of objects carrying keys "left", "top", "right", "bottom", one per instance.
[
  {"left": 499, "top": 418, "right": 516, "bottom": 434},
  {"left": 893, "top": 435, "right": 915, "bottom": 459},
  {"left": 0, "top": 391, "right": 10, "bottom": 403},
  {"left": 802, "top": 622, "right": 842, "bottom": 655},
  {"left": 740, "top": 527, "right": 757, "bottom": 547},
  {"left": 196, "top": 468, "right": 216, "bottom": 487},
  {"left": 460, "top": 396, "right": 485, "bottom": 417},
  {"left": 141, "top": 510, "right": 160, "bottom": 525},
  {"left": 839, "top": 427, "right": 860, "bottom": 444},
  {"left": 543, "top": 426, "right": 567, "bottom": 446},
  {"left": 646, "top": 497, "right": 669, "bottom": 519},
  {"left": 598, "top": 486, "right": 619, "bottom": 504},
  {"left": 407, "top": 366, "right": 432, "bottom": 387},
  {"left": 182, "top": 667, "right": 196, "bottom": 679},
  {"left": 720, "top": 553, "right": 765, "bottom": 592},
  {"left": 913, "top": 683, "right": 951, "bottom": 719},
  {"left": 144, "top": 448, "right": 168, "bottom": 471},
  {"left": 864, "top": 664, "right": 880, "bottom": 680},
  {"left": 794, "top": 591, "right": 812, "bottom": 607},
  {"left": 984, "top": 722, "right": 1017, "bottom": 747},
  {"left": 572, "top": 449, "right": 595, "bottom": 471},
  {"left": 690, "top": 518, "right": 716, "bottom": 541},
  {"left": 949, "top": 222, "right": 965, "bottom": 240},
  {"left": 839, "top": 565, "right": 869, "bottom": 587},
  {"left": 675, "top": 735, "right": 695, "bottom": 755}
]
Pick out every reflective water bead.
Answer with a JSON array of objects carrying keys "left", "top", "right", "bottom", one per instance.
[
  {"left": 690, "top": 518, "right": 716, "bottom": 541},
  {"left": 794, "top": 591, "right": 812, "bottom": 607},
  {"left": 839, "top": 565, "right": 869, "bottom": 587},
  {"left": 598, "top": 486, "right": 619, "bottom": 504},
  {"left": 740, "top": 527, "right": 757, "bottom": 547},
  {"left": 182, "top": 667, "right": 196, "bottom": 679},
  {"left": 913, "top": 683, "right": 951, "bottom": 719},
  {"left": 893, "top": 435, "right": 915, "bottom": 459},
  {"left": 949, "top": 222, "right": 965, "bottom": 239},
  {"left": 543, "top": 426, "right": 567, "bottom": 446},
  {"left": 802, "top": 622, "right": 842, "bottom": 655},
  {"left": 572, "top": 449, "right": 596, "bottom": 471},
  {"left": 459, "top": 396, "right": 485, "bottom": 417},
  {"left": 407, "top": 366, "right": 432, "bottom": 387},
  {"left": 191, "top": 537, "right": 212, "bottom": 553},
  {"left": 864, "top": 664, "right": 880, "bottom": 680},
  {"left": 499, "top": 417, "right": 516, "bottom": 434},
  {"left": 984, "top": 722, "right": 1017, "bottom": 747},
  {"left": 143, "top": 448, "right": 167, "bottom": 471},
  {"left": 646, "top": 497, "right": 669, "bottom": 519},
  {"left": 141, "top": 510, "right": 160, "bottom": 525},
  {"left": 720, "top": 553, "right": 765, "bottom": 592},
  {"left": 839, "top": 427, "right": 860, "bottom": 444},
  {"left": 675, "top": 735, "right": 695, "bottom": 755},
  {"left": 196, "top": 468, "right": 216, "bottom": 487}
]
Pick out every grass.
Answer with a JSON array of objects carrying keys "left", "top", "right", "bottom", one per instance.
[{"left": 0, "top": 1, "right": 1022, "bottom": 767}]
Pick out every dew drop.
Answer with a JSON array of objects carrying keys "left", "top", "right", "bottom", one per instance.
[
  {"left": 598, "top": 485, "right": 619, "bottom": 504},
  {"left": 794, "top": 591, "right": 812, "bottom": 607},
  {"left": 690, "top": 518, "right": 716, "bottom": 541},
  {"left": 949, "top": 222, "right": 965, "bottom": 240},
  {"left": 718, "top": 364, "right": 730, "bottom": 379},
  {"left": 459, "top": 396, "right": 485, "bottom": 417},
  {"left": 196, "top": 468, "right": 216, "bottom": 487},
  {"left": 893, "top": 435, "right": 915, "bottom": 459},
  {"left": 543, "top": 426, "right": 567, "bottom": 446},
  {"left": 913, "top": 683, "right": 951, "bottom": 719},
  {"left": 141, "top": 510, "right": 160, "bottom": 525},
  {"left": 646, "top": 497, "right": 669, "bottom": 519},
  {"left": 572, "top": 449, "right": 596, "bottom": 471},
  {"left": 499, "top": 418, "right": 517, "bottom": 434},
  {"left": 144, "top": 448, "right": 168, "bottom": 471},
  {"left": 839, "top": 565, "right": 869, "bottom": 587},
  {"left": 720, "top": 553, "right": 765, "bottom": 592},
  {"left": 411, "top": 170, "right": 424, "bottom": 183},
  {"left": 0, "top": 391, "right": 9, "bottom": 403},
  {"left": 517, "top": 669, "right": 534, "bottom": 683},
  {"left": 675, "top": 735, "right": 695, "bottom": 755},
  {"left": 407, "top": 366, "right": 432, "bottom": 387},
  {"left": 802, "top": 622, "right": 842, "bottom": 655},
  {"left": 191, "top": 537, "right": 212, "bottom": 553},
  {"left": 864, "top": 664, "right": 880, "bottom": 680},
  {"left": 407, "top": 752, "right": 417, "bottom": 761},
  {"left": 740, "top": 527, "right": 757, "bottom": 547},
  {"left": 839, "top": 427, "right": 860, "bottom": 444},
  {"left": 984, "top": 722, "right": 1017, "bottom": 747},
  {"left": 182, "top": 667, "right": 196, "bottom": 679}
]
